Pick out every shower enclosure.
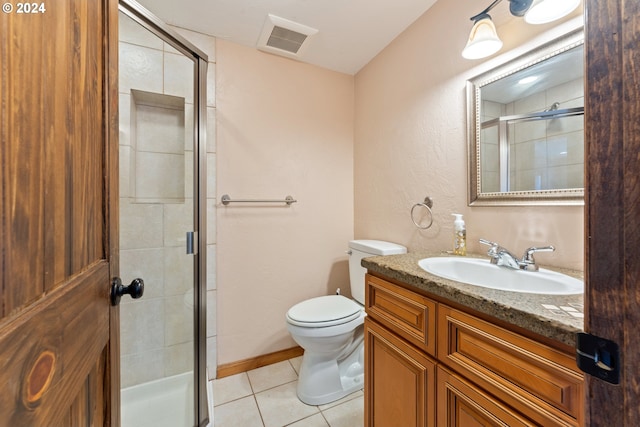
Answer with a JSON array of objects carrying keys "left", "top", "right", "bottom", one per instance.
[{"left": 117, "top": 1, "right": 208, "bottom": 426}]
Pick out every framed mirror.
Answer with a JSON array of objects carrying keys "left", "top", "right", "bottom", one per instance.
[{"left": 467, "top": 29, "right": 584, "bottom": 206}]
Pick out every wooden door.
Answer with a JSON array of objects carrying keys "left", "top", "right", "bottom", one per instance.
[
  {"left": 364, "top": 318, "right": 436, "bottom": 427},
  {"left": 0, "top": 0, "right": 120, "bottom": 425},
  {"left": 584, "top": 0, "right": 640, "bottom": 425}
]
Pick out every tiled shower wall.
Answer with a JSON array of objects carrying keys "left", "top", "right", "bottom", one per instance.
[
  {"left": 118, "top": 14, "right": 218, "bottom": 387},
  {"left": 481, "top": 77, "right": 584, "bottom": 192},
  {"left": 480, "top": 99, "right": 503, "bottom": 192},
  {"left": 507, "top": 78, "right": 584, "bottom": 191}
]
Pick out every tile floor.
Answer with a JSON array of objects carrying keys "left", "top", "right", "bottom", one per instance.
[{"left": 212, "top": 356, "right": 364, "bottom": 427}]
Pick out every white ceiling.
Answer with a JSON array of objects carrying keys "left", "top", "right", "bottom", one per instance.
[{"left": 135, "top": 0, "right": 438, "bottom": 75}]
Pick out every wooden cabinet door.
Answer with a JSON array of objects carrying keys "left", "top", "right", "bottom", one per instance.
[
  {"left": 364, "top": 318, "right": 436, "bottom": 427},
  {"left": 437, "top": 366, "right": 535, "bottom": 427},
  {"left": 0, "top": 0, "right": 120, "bottom": 425}
]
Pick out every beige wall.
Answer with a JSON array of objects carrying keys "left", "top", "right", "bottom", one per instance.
[
  {"left": 354, "top": 0, "right": 584, "bottom": 270},
  {"left": 216, "top": 41, "right": 355, "bottom": 364},
  {"left": 215, "top": 0, "right": 585, "bottom": 365}
]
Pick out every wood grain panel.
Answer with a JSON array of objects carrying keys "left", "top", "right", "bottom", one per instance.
[
  {"left": 438, "top": 306, "right": 583, "bottom": 427},
  {"left": 437, "top": 366, "right": 534, "bottom": 427},
  {"left": 42, "top": 0, "right": 106, "bottom": 288},
  {"left": 0, "top": 0, "right": 117, "bottom": 424},
  {"left": 1, "top": 4, "right": 47, "bottom": 315},
  {"left": 68, "top": 373, "right": 90, "bottom": 426},
  {"left": 92, "top": 351, "right": 107, "bottom": 425},
  {"left": 0, "top": 264, "right": 110, "bottom": 426},
  {"left": 43, "top": 0, "right": 71, "bottom": 290},
  {"left": 58, "top": 352, "right": 107, "bottom": 427},
  {"left": 619, "top": 4, "right": 640, "bottom": 424},
  {"left": 105, "top": 0, "right": 121, "bottom": 424},
  {"left": 365, "top": 318, "right": 435, "bottom": 427},
  {"left": 456, "top": 332, "right": 573, "bottom": 412},
  {"left": 1, "top": 0, "right": 106, "bottom": 312},
  {"left": 584, "top": 0, "right": 640, "bottom": 425},
  {"left": 217, "top": 346, "right": 304, "bottom": 378},
  {"left": 366, "top": 274, "right": 437, "bottom": 356}
]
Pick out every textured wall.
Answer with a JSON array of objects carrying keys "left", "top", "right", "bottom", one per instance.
[
  {"left": 216, "top": 41, "right": 355, "bottom": 364},
  {"left": 214, "top": 0, "right": 585, "bottom": 366},
  {"left": 354, "top": 0, "right": 584, "bottom": 270}
]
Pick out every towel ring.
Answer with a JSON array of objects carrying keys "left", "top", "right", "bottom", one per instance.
[{"left": 411, "top": 197, "right": 434, "bottom": 230}]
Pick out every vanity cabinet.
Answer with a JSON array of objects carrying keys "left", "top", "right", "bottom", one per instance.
[
  {"left": 436, "top": 366, "right": 534, "bottom": 427},
  {"left": 438, "top": 305, "right": 583, "bottom": 426},
  {"left": 364, "top": 273, "right": 584, "bottom": 427},
  {"left": 365, "top": 274, "right": 437, "bottom": 355},
  {"left": 365, "top": 319, "right": 436, "bottom": 427},
  {"left": 364, "top": 275, "right": 438, "bottom": 427}
]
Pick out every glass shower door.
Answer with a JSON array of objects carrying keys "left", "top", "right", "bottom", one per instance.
[{"left": 117, "top": 7, "right": 201, "bottom": 427}]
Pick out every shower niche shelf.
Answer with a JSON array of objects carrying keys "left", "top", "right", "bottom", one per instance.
[{"left": 130, "top": 89, "right": 187, "bottom": 204}]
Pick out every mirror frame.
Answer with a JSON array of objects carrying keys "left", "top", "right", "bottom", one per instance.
[{"left": 467, "top": 28, "right": 585, "bottom": 206}]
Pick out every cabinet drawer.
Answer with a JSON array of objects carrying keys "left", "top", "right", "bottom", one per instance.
[
  {"left": 437, "top": 366, "right": 535, "bottom": 427},
  {"left": 365, "top": 274, "right": 437, "bottom": 356},
  {"left": 438, "top": 306, "right": 584, "bottom": 427}
]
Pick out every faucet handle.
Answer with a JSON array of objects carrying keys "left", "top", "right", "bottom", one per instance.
[
  {"left": 523, "top": 245, "right": 555, "bottom": 260},
  {"left": 479, "top": 238, "right": 499, "bottom": 254},
  {"left": 479, "top": 238, "right": 496, "bottom": 246},
  {"left": 521, "top": 245, "right": 555, "bottom": 271},
  {"left": 479, "top": 239, "right": 503, "bottom": 262},
  {"left": 479, "top": 238, "right": 499, "bottom": 248}
]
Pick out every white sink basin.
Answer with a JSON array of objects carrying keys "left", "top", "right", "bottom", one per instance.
[{"left": 418, "top": 257, "right": 583, "bottom": 295}]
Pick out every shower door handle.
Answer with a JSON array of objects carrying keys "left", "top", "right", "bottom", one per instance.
[{"left": 110, "top": 277, "right": 145, "bottom": 306}]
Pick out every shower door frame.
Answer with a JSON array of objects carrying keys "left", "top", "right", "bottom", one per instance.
[{"left": 118, "top": 1, "right": 209, "bottom": 425}]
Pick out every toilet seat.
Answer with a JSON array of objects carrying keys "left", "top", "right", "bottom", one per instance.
[{"left": 286, "top": 295, "right": 362, "bottom": 327}]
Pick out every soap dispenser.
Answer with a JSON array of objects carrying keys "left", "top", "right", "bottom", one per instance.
[{"left": 452, "top": 214, "right": 466, "bottom": 256}]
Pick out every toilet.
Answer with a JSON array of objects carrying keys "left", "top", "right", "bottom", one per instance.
[{"left": 286, "top": 240, "right": 407, "bottom": 405}]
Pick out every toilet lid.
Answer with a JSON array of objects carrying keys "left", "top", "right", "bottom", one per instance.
[{"left": 287, "top": 295, "right": 362, "bottom": 327}]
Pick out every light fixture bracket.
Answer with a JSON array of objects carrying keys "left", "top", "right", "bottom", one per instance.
[
  {"left": 470, "top": 12, "right": 491, "bottom": 23},
  {"left": 469, "top": 0, "right": 535, "bottom": 21},
  {"left": 470, "top": 0, "right": 502, "bottom": 21},
  {"left": 509, "top": 0, "right": 534, "bottom": 17}
]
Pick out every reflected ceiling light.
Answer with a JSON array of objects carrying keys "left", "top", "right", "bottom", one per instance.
[
  {"left": 524, "top": 0, "right": 581, "bottom": 24},
  {"left": 518, "top": 76, "right": 538, "bottom": 84},
  {"left": 462, "top": 14, "right": 503, "bottom": 60},
  {"left": 462, "top": 0, "right": 581, "bottom": 59}
]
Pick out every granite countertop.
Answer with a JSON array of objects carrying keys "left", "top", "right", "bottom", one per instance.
[{"left": 362, "top": 252, "right": 584, "bottom": 347}]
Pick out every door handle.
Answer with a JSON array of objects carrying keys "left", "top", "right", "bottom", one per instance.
[{"left": 111, "top": 277, "right": 144, "bottom": 306}]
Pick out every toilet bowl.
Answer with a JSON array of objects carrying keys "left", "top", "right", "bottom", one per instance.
[{"left": 286, "top": 240, "right": 406, "bottom": 405}]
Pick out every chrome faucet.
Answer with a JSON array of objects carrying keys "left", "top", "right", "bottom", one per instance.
[
  {"left": 479, "top": 239, "right": 521, "bottom": 269},
  {"left": 519, "top": 245, "right": 556, "bottom": 271},
  {"left": 479, "top": 239, "right": 555, "bottom": 271}
]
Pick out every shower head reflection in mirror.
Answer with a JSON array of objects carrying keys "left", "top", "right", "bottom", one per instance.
[{"left": 467, "top": 28, "right": 584, "bottom": 206}]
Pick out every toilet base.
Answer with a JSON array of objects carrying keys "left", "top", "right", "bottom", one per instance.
[{"left": 296, "top": 336, "right": 364, "bottom": 406}]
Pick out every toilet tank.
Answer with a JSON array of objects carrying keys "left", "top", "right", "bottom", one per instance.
[{"left": 348, "top": 240, "right": 407, "bottom": 305}]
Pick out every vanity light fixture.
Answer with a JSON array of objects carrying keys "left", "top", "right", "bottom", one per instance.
[
  {"left": 462, "top": 0, "right": 581, "bottom": 59},
  {"left": 461, "top": 13, "right": 503, "bottom": 60},
  {"left": 524, "top": 0, "right": 582, "bottom": 24}
]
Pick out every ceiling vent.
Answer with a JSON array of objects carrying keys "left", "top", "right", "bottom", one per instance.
[{"left": 257, "top": 14, "right": 318, "bottom": 59}]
